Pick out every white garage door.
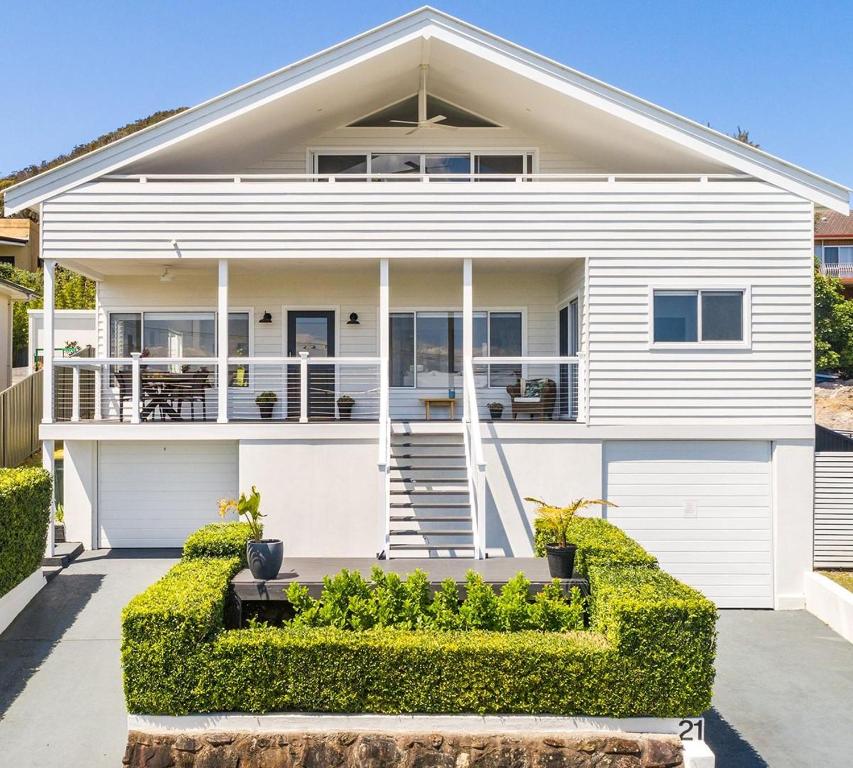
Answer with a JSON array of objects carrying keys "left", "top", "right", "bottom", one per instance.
[
  {"left": 605, "top": 441, "right": 773, "bottom": 608},
  {"left": 98, "top": 441, "right": 238, "bottom": 548}
]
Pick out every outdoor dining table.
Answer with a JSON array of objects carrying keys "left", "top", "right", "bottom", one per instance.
[{"left": 140, "top": 371, "right": 194, "bottom": 421}]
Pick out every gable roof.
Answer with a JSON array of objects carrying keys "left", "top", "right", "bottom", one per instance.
[{"left": 3, "top": 6, "right": 849, "bottom": 214}]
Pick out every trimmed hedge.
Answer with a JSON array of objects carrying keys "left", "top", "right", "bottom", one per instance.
[
  {"left": 0, "top": 467, "right": 52, "bottom": 599},
  {"left": 182, "top": 522, "right": 255, "bottom": 565},
  {"left": 534, "top": 516, "right": 658, "bottom": 573},
  {"left": 122, "top": 517, "right": 717, "bottom": 718}
]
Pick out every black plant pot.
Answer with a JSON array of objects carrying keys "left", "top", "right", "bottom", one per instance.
[
  {"left": 545, "top": 543, "right": 577, "bottom": 579},
  {"left": 246, "top": 539, "right": 283, "bottom": 580},
  {"left": 338, "top": 401, "right": 354, "bottom": 420},
  {"left": 258, "top": 402, "right": 275, "bottom": 419},
  {"left": 488, "top": 405, "right": 504, "bottom": 420}
]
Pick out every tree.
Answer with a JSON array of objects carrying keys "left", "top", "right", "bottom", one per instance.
[
  {"left": 815, "top": 262, "right": 853, "bottom": 375},
  {"left": 731, "top": 126, "right": 759, "bottom": 148}
]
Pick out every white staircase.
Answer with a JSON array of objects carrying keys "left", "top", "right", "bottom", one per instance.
[{"left": 386, "top": 432, "right": 476, "bottom": 557}]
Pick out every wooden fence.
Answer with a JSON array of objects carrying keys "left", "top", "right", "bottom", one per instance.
[
  {"left": 814, "top": 451, "right": 853, "bottom": 568},
  {"left": 0, "top": 370, "right": 43, "bottom": 468}
]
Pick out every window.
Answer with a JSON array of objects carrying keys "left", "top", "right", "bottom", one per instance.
[
  {"left": 822, "top": 246, "right": 853, "bottom": 266},
  {"left": 313, "top": 152, "right": 533, "bottom": 180},
  {"left": 652, "top": 290, "right": 745, "bottom": 344},
  {"left": 108, "top": 311, "right": 251, "bottom": 383},
  {"left": 389, "top": 311, "right": 521, "bottom": 388}
]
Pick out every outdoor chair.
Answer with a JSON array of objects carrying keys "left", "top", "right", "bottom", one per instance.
[{"left": 506, "top": 378, "right": 557, "bottom": 419}]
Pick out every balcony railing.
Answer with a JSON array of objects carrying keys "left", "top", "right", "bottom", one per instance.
[
  {"left": 820, "top": 262, "right": 853, "bottom": 279},
  {"left": 51, "top": 354, "right": 582, "bottom": 424}
]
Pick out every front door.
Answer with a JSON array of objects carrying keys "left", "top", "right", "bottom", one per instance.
[{"left": 287, "top": 311, "right": 335, "bottom": 419}]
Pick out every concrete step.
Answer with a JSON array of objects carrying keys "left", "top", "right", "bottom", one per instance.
[
  {"left": 42, "top": 565, "right": 63, "bottom": 583},
  {"left": 42, "top": 541, "right": 83, "bottom": 568}
]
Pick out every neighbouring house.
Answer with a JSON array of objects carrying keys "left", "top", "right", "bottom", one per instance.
[
  {"left": 815, "top": 210, "right": 853, "bottom": 298},
  {"left": 2, "top": 7, "right": 849, "bottom": 610},
  {"left": 27, "top": 308, "right": 97, "bottom": 372},
  {"left": 0, "top": 277, "right": 34, "bottom": 390},
  {"left": 0, "top": 218, "right": 40, "bottom": 271}
]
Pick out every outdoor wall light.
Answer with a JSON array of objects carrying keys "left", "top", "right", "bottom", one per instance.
[
  {"left": 259, "top": 311, "right": 273, "bottom": 324},
  {"left": 347, "top": 312, "right": 360, "bottom": 325}
]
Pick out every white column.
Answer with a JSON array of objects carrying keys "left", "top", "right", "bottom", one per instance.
[
  {"left": 462, "top": 258, "right": 473, "bottom": 420},
  {"left": 71, "top": 366, "right": 81, "bottom": 422},
  {"left": 130, "top": 352, "right": 141, "bottom": 424},
  {"left": 299, "top": 351, "right": 309, "bottom": 423},
  {"left": 42, "top": 259, "right": 55, "bottom": 423},
  {"left": 379, "top": 258, "right": 389, "bottom": 426},
  {"left": 42, "top": 439, "right": 55, "bottom": 557},
  {"left": 217, "top": 259, "right": 229, "bottom": 423}
]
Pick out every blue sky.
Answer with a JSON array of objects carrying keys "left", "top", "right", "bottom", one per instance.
[{"left": 2, "top": 1, "right": 851, "bottom": 188}]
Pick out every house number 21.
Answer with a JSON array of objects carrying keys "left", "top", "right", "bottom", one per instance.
[{"left": 678, "top": 718, "right": 705, "bottom": 741}]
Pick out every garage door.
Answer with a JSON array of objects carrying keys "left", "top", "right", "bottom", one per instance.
[
  {"left": 98, "top": 441, "right": 238, "bottom": 548},
  {"left": 604, "top": 441, "right": 772, "bottom": 608}
]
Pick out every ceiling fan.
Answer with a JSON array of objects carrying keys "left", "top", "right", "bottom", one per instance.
[{"left": 389, "top": 65, "right": 457, "bottom": 135}]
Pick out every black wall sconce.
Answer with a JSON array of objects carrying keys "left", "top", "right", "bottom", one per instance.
[
  {"left": 259, "top": 311, "right": 272, "bottom": 324},
  {"left": 347, "top": 312, "right": 360, "bottom": 325}
]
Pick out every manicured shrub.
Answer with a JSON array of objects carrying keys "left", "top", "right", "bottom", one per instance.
[
  {"left": 534, "top": 516, "right": 658, "bottom": 573},
  {"left": 0, "top": 467, "right": 52, "bottom": 598},
  {"left": 182, "top": 522, "right": 255, "bottom": 565},
  {"left": 285, "top": 567, "right": 584, "bottom": 633},
  {"left": 121, "top": 521, "right": 716, "bottom": 717}
]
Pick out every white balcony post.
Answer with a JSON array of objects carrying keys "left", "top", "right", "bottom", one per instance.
[
  {"left": 94, "top": 367, "right": 102, "bottom": 421},
  {"left": 299, "top": 351, "right": 309, "bottom": 423},
  {"left": 42, "top": 439, "right": 55, "bottom": 558},
  {"left": 71, "top": 366, "right": 81, "bottom": 422},
  {"left": 42, "top": 259, "right": 55, "bottom": 423},
  {"left": 462, "top": 258, "right": 473, "bottom": 420},
  {"left": 379, "top": 258, "right": 389, "bottom": 428},
  {"left": 217, "top": 259, "right": 229, "bottom": 423},
  {"left": 130, "top": 352, "right": 141, "bottom": 424}
]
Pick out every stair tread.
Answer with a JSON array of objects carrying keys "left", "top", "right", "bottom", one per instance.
[
  {"left": 393, "top": 443, "right": 463, "bottom": 448},
  {"left": 390, "top": 490, "right": 469, "bottom": 496},
  {"left": 391, "top": 529, "right": 473, "bottom": 536},
  {"left": 389, "top": 543, "right": 476, "bottom": 550},
  {"left": 390, "top": 478, "right": 469, "bottom": 484},
  {"left": 390, "top": 465, "right": 466, "bottom": 470},
  {"left": 390, "top": 502, "right": 471, "bottom": 508},
  {"left": 390, "top": 515, "right": 471, "bottom": 522}
]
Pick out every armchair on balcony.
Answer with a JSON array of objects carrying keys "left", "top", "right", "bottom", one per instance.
[{"left": 506, "top": 378, "right": 556, "bottom": 420}]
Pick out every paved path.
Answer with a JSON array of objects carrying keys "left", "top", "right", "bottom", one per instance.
[
  {"left": 0, "top": 550, "right": 178, "bottom": 767},
  {"left": 2, "top": 555, "right": 853, "bottom": 767},
  {"left": 707, "top": 610, "right": 853, "bottom": 767}
]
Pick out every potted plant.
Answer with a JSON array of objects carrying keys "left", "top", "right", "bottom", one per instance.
[
  {"left": 219, "top": 486, "right": 282, "bottom": 580},
  {"left": 487, "top": 401, "right": 504, "bottom": 420},
  {"left": 337, "top": 394, "right": 354, "bottom": 420},
  {"left": 255, "top": 391, "right": 277, "bottom": 419},
  {"left": 525, "top": 496, "right": 616, "bottom": 578}
]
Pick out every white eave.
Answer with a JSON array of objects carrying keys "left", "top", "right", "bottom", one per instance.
[{"left": 3, "top": 6, "right": 850, "bottom": 214}]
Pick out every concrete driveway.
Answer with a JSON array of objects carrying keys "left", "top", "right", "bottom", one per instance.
[
  {"left": 0, "top": 550, "right": 178, "bottom": 767},
  {"left": 2, "top": 554, "right": 853, "bottom": 767}
]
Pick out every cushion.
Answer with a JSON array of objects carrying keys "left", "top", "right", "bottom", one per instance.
[
  {"left": 513, "top": 396, "right": 541, "bottom": 403},
  {"left": 524, "top": 379, "right": 543, "bottom": 398}
]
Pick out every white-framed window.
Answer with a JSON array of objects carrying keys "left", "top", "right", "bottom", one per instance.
[
  {"left": 650, "top": 289, "right": 749, "bottom": 347},
  {"left": 389, "top": 310, "right": 523, "bottom": 388},
  {"left": 312, "top": 151, "right": 535, "bottom": 180},
  {"left": 108, "top": 310, "right": 252, "bottom": 386},
  {"left": 821, "top": 245, "right": 853, "bottom": 266}
]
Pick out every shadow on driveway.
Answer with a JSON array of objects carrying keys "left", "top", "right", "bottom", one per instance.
[
  {"left": 704, "top": 708, "right": 769, "bottom": 768},
  {"left": 0, "top": 573, "right": 104, "bottom": 718}
]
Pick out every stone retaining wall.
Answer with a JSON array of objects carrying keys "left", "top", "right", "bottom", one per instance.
[{"left": 124, "top": 730, "right": 684, "bottom": 768}]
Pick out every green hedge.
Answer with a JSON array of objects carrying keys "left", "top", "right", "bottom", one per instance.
[
  {"left": 0, "top": 467, "right": 52, "bottom": 598},
  {"left": 534, "top": 516, "right": 658, "bottom": 573},
  {"left": 122, "top": 517, "right": 716, "bottom": 717},
  {"left": 182, "top": 522, "right": 256, "bottom": 565}
]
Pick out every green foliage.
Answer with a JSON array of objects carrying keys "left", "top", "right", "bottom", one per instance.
[
  {"left": 121, "top": 521, "right": 715, "bottom": 717},
  {"left": 525, "top": 496, "right": 616, "bottom": 548},
  {"left": 0, "top": 467, "right": 52, "bottom": 598},
  {"left": 285, "top": 567, "right": 583, "bottom": 634},
  {"left": 815, "top": 262, "right": 853, "bottom": 375},
  {"left": 0, "top": 263, "right": 95, "bottom": 353},
  {"left": 534, "top": 516, "right": 658, "bottom": 573},
  {"left": 218, "top": 486, "right": 264, "bottom": 541},
  {"left": 182, "top": 522, "right": 255, "bottom": 566}
]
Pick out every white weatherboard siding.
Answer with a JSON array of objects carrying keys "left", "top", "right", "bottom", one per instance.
[
  {"left": 604, "top": 440, "right": 773, "bottom": 608},
  {"left": 814, "top": 453, "right": 853, "bottom": 568},
  {"left": 97, "top": 441, "right": 238, "bottom": 547}
]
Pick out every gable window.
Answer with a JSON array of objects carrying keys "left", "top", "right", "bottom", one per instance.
[
  {"left": 390, "top": 310, "right": 522, "bottom": 388},
  {"left": 313, "top": 152, "right": 534, "bottom": 180},
  {"left": 652, "top": 290, "right": 745, "bottom": 344}
]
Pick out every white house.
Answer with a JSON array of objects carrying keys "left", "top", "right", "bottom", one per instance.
[{"left": 3, "top": 8, "right": 849, "bottom": 610}]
